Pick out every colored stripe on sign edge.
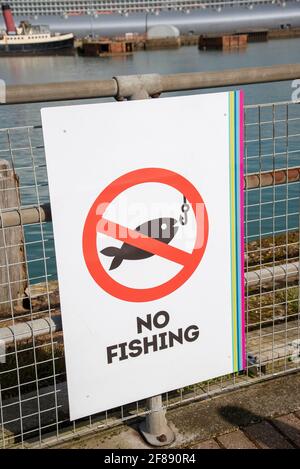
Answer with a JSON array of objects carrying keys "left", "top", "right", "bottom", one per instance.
[
  {"left": 229, "top": 90, "right": 245, "bottom": 372},
  {"left": 239, "top": 91, "right": 246, "bottom": 370}
]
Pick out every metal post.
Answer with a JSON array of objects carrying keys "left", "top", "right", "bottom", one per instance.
[
  {"left": 114, "top": 74, "right": 175, "bottom": 447},
  {"left": 139, "top": 395, "right": 175, "bottom": 446}
]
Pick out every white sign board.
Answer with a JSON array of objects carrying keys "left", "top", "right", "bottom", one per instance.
[{"left": 41, "top": 92, "right": 245, "bottom": 421}]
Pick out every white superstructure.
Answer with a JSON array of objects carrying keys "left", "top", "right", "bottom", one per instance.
[
  {"left": 7, "top": 1, "right": 292, "bottom": 16},
  {"left": 0, "top": 29, "right": 73, "bottom": 45}
]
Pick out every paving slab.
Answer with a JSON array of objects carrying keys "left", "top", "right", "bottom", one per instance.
[
  {"left": 216, "top": 430, "right": 257, "bottom": 449},
  {"left": 191, "top": 439, "right": 220, "bottom": 449},
  {"left": 272, "top": 413, "right": 300, "bottom": 447},
  {"left": 244, "top": 421, "right": 294, "bottom": 449},
  {"left": 168, "top": 372, "right": 300, "bottom": 446}
]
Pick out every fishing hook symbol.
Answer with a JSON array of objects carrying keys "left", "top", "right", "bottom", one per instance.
[{"left": 180, "top": 196, "right": 190, "bottom": 226}]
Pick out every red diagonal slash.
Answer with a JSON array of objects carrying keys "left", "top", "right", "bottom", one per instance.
[{"left": 97, "top": 218, "right": 192, "bottom": 266}]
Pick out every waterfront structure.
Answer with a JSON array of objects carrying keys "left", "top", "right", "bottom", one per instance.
[
  {"left": 0, "top": 3, "right": 74, "bottom": 54},
  {"left": 1, "top": 1, "right": 300, "bottom": 37},
  {"left": 6, "top": 1, "right": 297, "bottom": 16}
]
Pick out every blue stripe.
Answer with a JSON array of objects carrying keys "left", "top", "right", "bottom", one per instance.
[
  {"left": 228, "top": 93, "right": 234, "bottom": 371},
  {"left": 235, "top": 91, "right": 242, "bottom": 370}
]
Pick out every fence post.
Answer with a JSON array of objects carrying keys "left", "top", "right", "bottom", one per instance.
[
  {"left": 140, "top": 395, "right": 175, "bottom": 446},
  {"left": 0, "top": 160, "right": 27, "bottom": 316},
  {"left": 114, "top": 74, "right": 175, "bottom": 447}
]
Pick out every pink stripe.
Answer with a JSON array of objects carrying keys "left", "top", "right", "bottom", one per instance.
[{"left": 239, "top": 90, "right": 246, "bottom": 369}]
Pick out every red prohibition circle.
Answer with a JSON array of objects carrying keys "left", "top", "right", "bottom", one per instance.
[{"left": 82, "top": 168, "right": 209, "bottom": 302}]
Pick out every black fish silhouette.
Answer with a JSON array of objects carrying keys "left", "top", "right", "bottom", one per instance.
[{"left": 101, "top": 217, "right": 178, "bottom": 270}]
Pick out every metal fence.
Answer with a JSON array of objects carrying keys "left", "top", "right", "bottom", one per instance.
[{"left": 0, "top": 93, "right": 299, "bottom": 448}]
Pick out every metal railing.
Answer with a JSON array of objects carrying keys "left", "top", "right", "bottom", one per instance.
[
  {"left": 3, "top": 64, "right": 300, "bottom": 104},
  {"left": 0, "top": 68, "right": 299, "bottom": 448}
]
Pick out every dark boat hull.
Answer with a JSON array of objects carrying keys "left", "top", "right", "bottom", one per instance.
[{"left": 0, "top": 37, "right": 74, "bottom": 56}]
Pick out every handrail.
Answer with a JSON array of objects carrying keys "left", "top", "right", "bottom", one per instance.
[
  {"left": 2, "top": 64, "right": 300, "bottom": 104},
  {"left": 0, "top": 167, "right": 298, "bottom": 229},
  {"left": 1, "top": 260, "right": 298, "bottom": 344}
]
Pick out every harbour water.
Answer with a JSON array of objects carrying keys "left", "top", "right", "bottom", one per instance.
[
  {"left": 2, "top": 39, "right": 300, "bottom": 98},
  {"left": 0, "top": 39, "right": 299, "bottom": 283}
]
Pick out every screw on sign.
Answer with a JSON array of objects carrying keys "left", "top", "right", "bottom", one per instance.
[{"left": 82, "top": 168, "right": 209, "bottom": 302}]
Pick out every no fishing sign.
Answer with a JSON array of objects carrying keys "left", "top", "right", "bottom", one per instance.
[{"left": 41, "top": 92, "right": 245, "bottom": 420}]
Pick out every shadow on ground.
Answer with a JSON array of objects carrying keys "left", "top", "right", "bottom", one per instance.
[{"left": 218, "top": 405, "right": 299, "bottom": 449}]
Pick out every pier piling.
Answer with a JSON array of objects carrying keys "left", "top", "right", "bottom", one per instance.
[{"left": 0, "top": 160, "right": 27, "bottom": 315}]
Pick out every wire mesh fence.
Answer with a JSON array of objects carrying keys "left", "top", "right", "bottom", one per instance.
[{"left": 0, "top": 99, "right": 299, "bottom": 448}]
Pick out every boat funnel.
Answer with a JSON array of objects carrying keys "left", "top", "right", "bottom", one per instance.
[{"left": 2, "top": 3, "right": 16, "bottom": 34}]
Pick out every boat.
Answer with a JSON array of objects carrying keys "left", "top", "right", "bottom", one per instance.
[
  {"left": 0, "top": 1, "right": 289, "bottom": 17},
  {"left": 0, "top": 3, "right": 74, "bottom": 55}
]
